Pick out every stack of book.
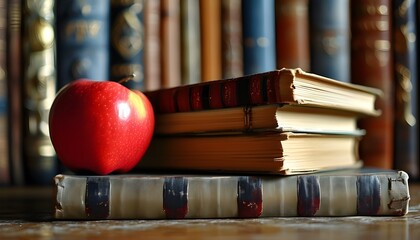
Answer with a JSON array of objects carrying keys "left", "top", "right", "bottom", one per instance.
[{"left": 53, "top": 68, "right": 410, "bottom": 220}]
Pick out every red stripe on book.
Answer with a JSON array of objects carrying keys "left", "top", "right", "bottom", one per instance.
[
  {"left": 249, "top": 74, "right": 264, "bottom": 104},
  {"left": 223, "top": 80, "right": 238, "bottom": 107},
  {"left": 158, "top": 88, "right": 177, "bottom": 113},
  {"left": 176, "top": 87, "right": 191, "bottom": 112},
  {"left": 208, "top": 83, "right": 223, "bottom": 108},
  {"left": 190, "top": 85, "right": 204, "bottom": 110},
  {"left": 237, "top": 177, "right": 263, "bottom": 218}
]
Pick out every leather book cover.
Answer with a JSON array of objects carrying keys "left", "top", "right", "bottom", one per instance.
[
  {"left": 309, "top": 0, "right": 350, "bottom": 82},
  {"left": 110, "top": 0, "right": 145, "bottom": 90},
  {"left": 275, "top": 0, "right": 310, "bottom": 71},
  {"left": 242, "top": 0, "right": 276, "bottom": 75},
  {"left": 200, "top": 0, "right": 222, "bottom": 81},
  {"left": 350, "top": 0, "right": 394, "bottom": 169},
  {"left": 393, "top": 0, "right": 418, "bottom": 179},
  {"left": 160, "top": 0, "right": 181, "bottom": 88},
  {"left": 56, "top": 0, "right": 110, "bottom": 89}
]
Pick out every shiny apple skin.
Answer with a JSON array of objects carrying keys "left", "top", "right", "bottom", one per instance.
[{"left": 49, "top": 80, "right": 155, "bottom": 175}]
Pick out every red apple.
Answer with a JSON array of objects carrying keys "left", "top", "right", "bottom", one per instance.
[{"left": 49, "top": 79, "right": 155, "bottom": 175}]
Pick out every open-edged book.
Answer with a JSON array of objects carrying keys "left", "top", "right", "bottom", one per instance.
[{"left": 137, "top": 131, "right": 364, "bottom": 175}]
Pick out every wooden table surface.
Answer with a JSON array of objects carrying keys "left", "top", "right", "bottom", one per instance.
[{"left": 1, "top": 182, "right": 420, "bottom": 240}]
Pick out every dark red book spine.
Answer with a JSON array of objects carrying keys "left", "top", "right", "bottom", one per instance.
[
  {"left": 145, "top": 70, "right": 284, "bottom": 114},
  {"left": 350, "top": 0, "right": 394, "bottom": 169}
]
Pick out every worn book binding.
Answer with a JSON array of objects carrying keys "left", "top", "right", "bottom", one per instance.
[
  {"left": 144, "top": 68, "right": 381, "bottom": 116},
  {"left": 54, "top": 170, "right": 410, "bottom": 219}
]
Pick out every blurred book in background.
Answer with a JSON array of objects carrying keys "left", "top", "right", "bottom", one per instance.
[{"left": 21, "top": 0, "right": 58, "bottom": 185}]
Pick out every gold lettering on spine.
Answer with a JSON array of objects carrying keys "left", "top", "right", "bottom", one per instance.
[
  {"left": 395, "top": 64, "right": 415, "bottom": 126},
  {"left": 65, "top": 20, "right": 102, "bottom": 42}
]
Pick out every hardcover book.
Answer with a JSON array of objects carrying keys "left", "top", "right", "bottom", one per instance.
[
  {"left": 143, "top": 68, "right": 382, "bottom": 115},
  {"left": 54, "top": 169, "right": 410, "bottom": 219},
  {"left": 110, "top": 0, "right": 145, "bottom": 90},
  {"left": 350, "top": 0, "right": 394, "bottom": 169},
  {"left": 392, "top": 0, "right": 418, "bottom": 179},
  {"left": 180, "top": 0, "right": 201, "bottom": 85},
  {"left": 21, "top": 0, "right": 58, "bottom": 185},
  {"left": 56, "top": 0, "right": 110, "bottom": 88},
  {"left": 221, "top": 0, "right": 243, "bottom": 78},
  {"left": 242, "top": 0, "right": 276, "bottom": 75},
  {"left": 153, "top": 104, "right": 363, "bottom": 135},
  {"left": 275, "top": 0, "right": 310, "bottom": 71},
  {"left": 160, "top": 0, "right": 181, "bottom": 88},
  {"left": 309, "top": 0, "right": 350, "bottom": 82},
  {"left": 138, "top": 131, "right": 364, "bottom": 175},
  {"left": 144, "top": 0, "right": 161, "bottom": 91},
  {"left": 200, "top": 0, "right": 222, "bottom": 81}
]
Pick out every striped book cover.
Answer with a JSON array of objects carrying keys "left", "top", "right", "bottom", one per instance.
[{"left": 54, "top": 169, "right": 410, "bottom": 219}]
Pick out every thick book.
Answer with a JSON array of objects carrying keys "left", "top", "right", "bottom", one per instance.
[
  {"left": 56, "top": 0, "right": 110, "bottom": 88},
  {"left": 350, "top": 0, "right": 394, "bottom": 169},
  {"left": 138, "top": 131, "right": 364, "bottom": 175},
  {"left": 21, "top": 0, "right": 58, "bottom": 185},
  {"left": 143, "top": 68, "right": 382, "bottom": 115},
  {"left": 153, "top": 104, "right": 363, "bottom": 135},
  {"left": 54, "top": 169, "right": 410, "bottom": 219},
  {"left": 110, "top": 0, "right": 145, "bottom": 90},
  {"left": 309, "top": 0, "right": 350, "bottom": 82},
  {"left": 392, "top": 0, "right": 418, "bottom": 179},
  {"left": 275, "top": 0, "right": 310, "bottom": 71},
  {"left": 242, "top": 0, "right": 276, "bottom": 75}
]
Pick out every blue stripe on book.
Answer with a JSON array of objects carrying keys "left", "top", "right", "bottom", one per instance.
[
  {"left": 357, "top": 175, "right": 381, "bottom": 215},
  {"left": 237, "top": 177, "right": 262, "bottom": 217},
  {"left": 163, "top": 177, "right": 188, "bottom": 219},
  {"left": 297, "top": 176, "right": 320, "bottom": 216},
  {"left": 85, "top": 177, "right": 110, "bottom": 219}
]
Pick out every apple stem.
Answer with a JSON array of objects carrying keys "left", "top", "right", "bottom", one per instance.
[{"left": 118, "top": 74, "right": 136, "bottom": 84}]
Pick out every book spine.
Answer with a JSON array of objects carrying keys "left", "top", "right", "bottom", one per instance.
[
  {"left": 221, "top": 0, "right": 243, "bottom": 79},
  {"left": 242, "top": 0, "right": 276, "bottom": 75},
  {"left": 146, "top": 70, "right": 285, "bottom": 113},
  {"left": 200, "top": 0, "right": 222, "bottom": 81},
  {"left": 21, "top": 0, "right": 58, "bottom": 185},
  {"left": 110, "top": 0, "right": 145, "bottom": 90},
  {"left": 0, "top": 0, "right": 10, "bottom": 185},
  {"left": 54, "top": 171, "right": 409, "bottom": 219},
  {"left": 160, "top": 0, "right": 181, "bottom": 88},
  {"left": 6, "top": 0, "right": 24, "bottom": 185},
  {"left": 56, "top": 0, "right": 110, "bottom": 89},
  {"left": 309, "top": 0, "right": 350, "bottom": 82},
  {"left": 275, "top": 0, "right": 310, "bottom": 71},
  {"left": 393, "top": 0, "right": 418, "bottom": 179},
  {"left": 350, "top": 0, "right": 394, "bottom": 169},
  {"left": 180, "top": 0, "right": 201, "bottom": 85},
  {"left": 144, "top": 0, "right": 161, "bottom": 91}
]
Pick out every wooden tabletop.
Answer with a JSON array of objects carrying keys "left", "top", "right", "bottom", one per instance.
[{"left": 1, "top": 182, "right": 420, "bottom": 240}]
